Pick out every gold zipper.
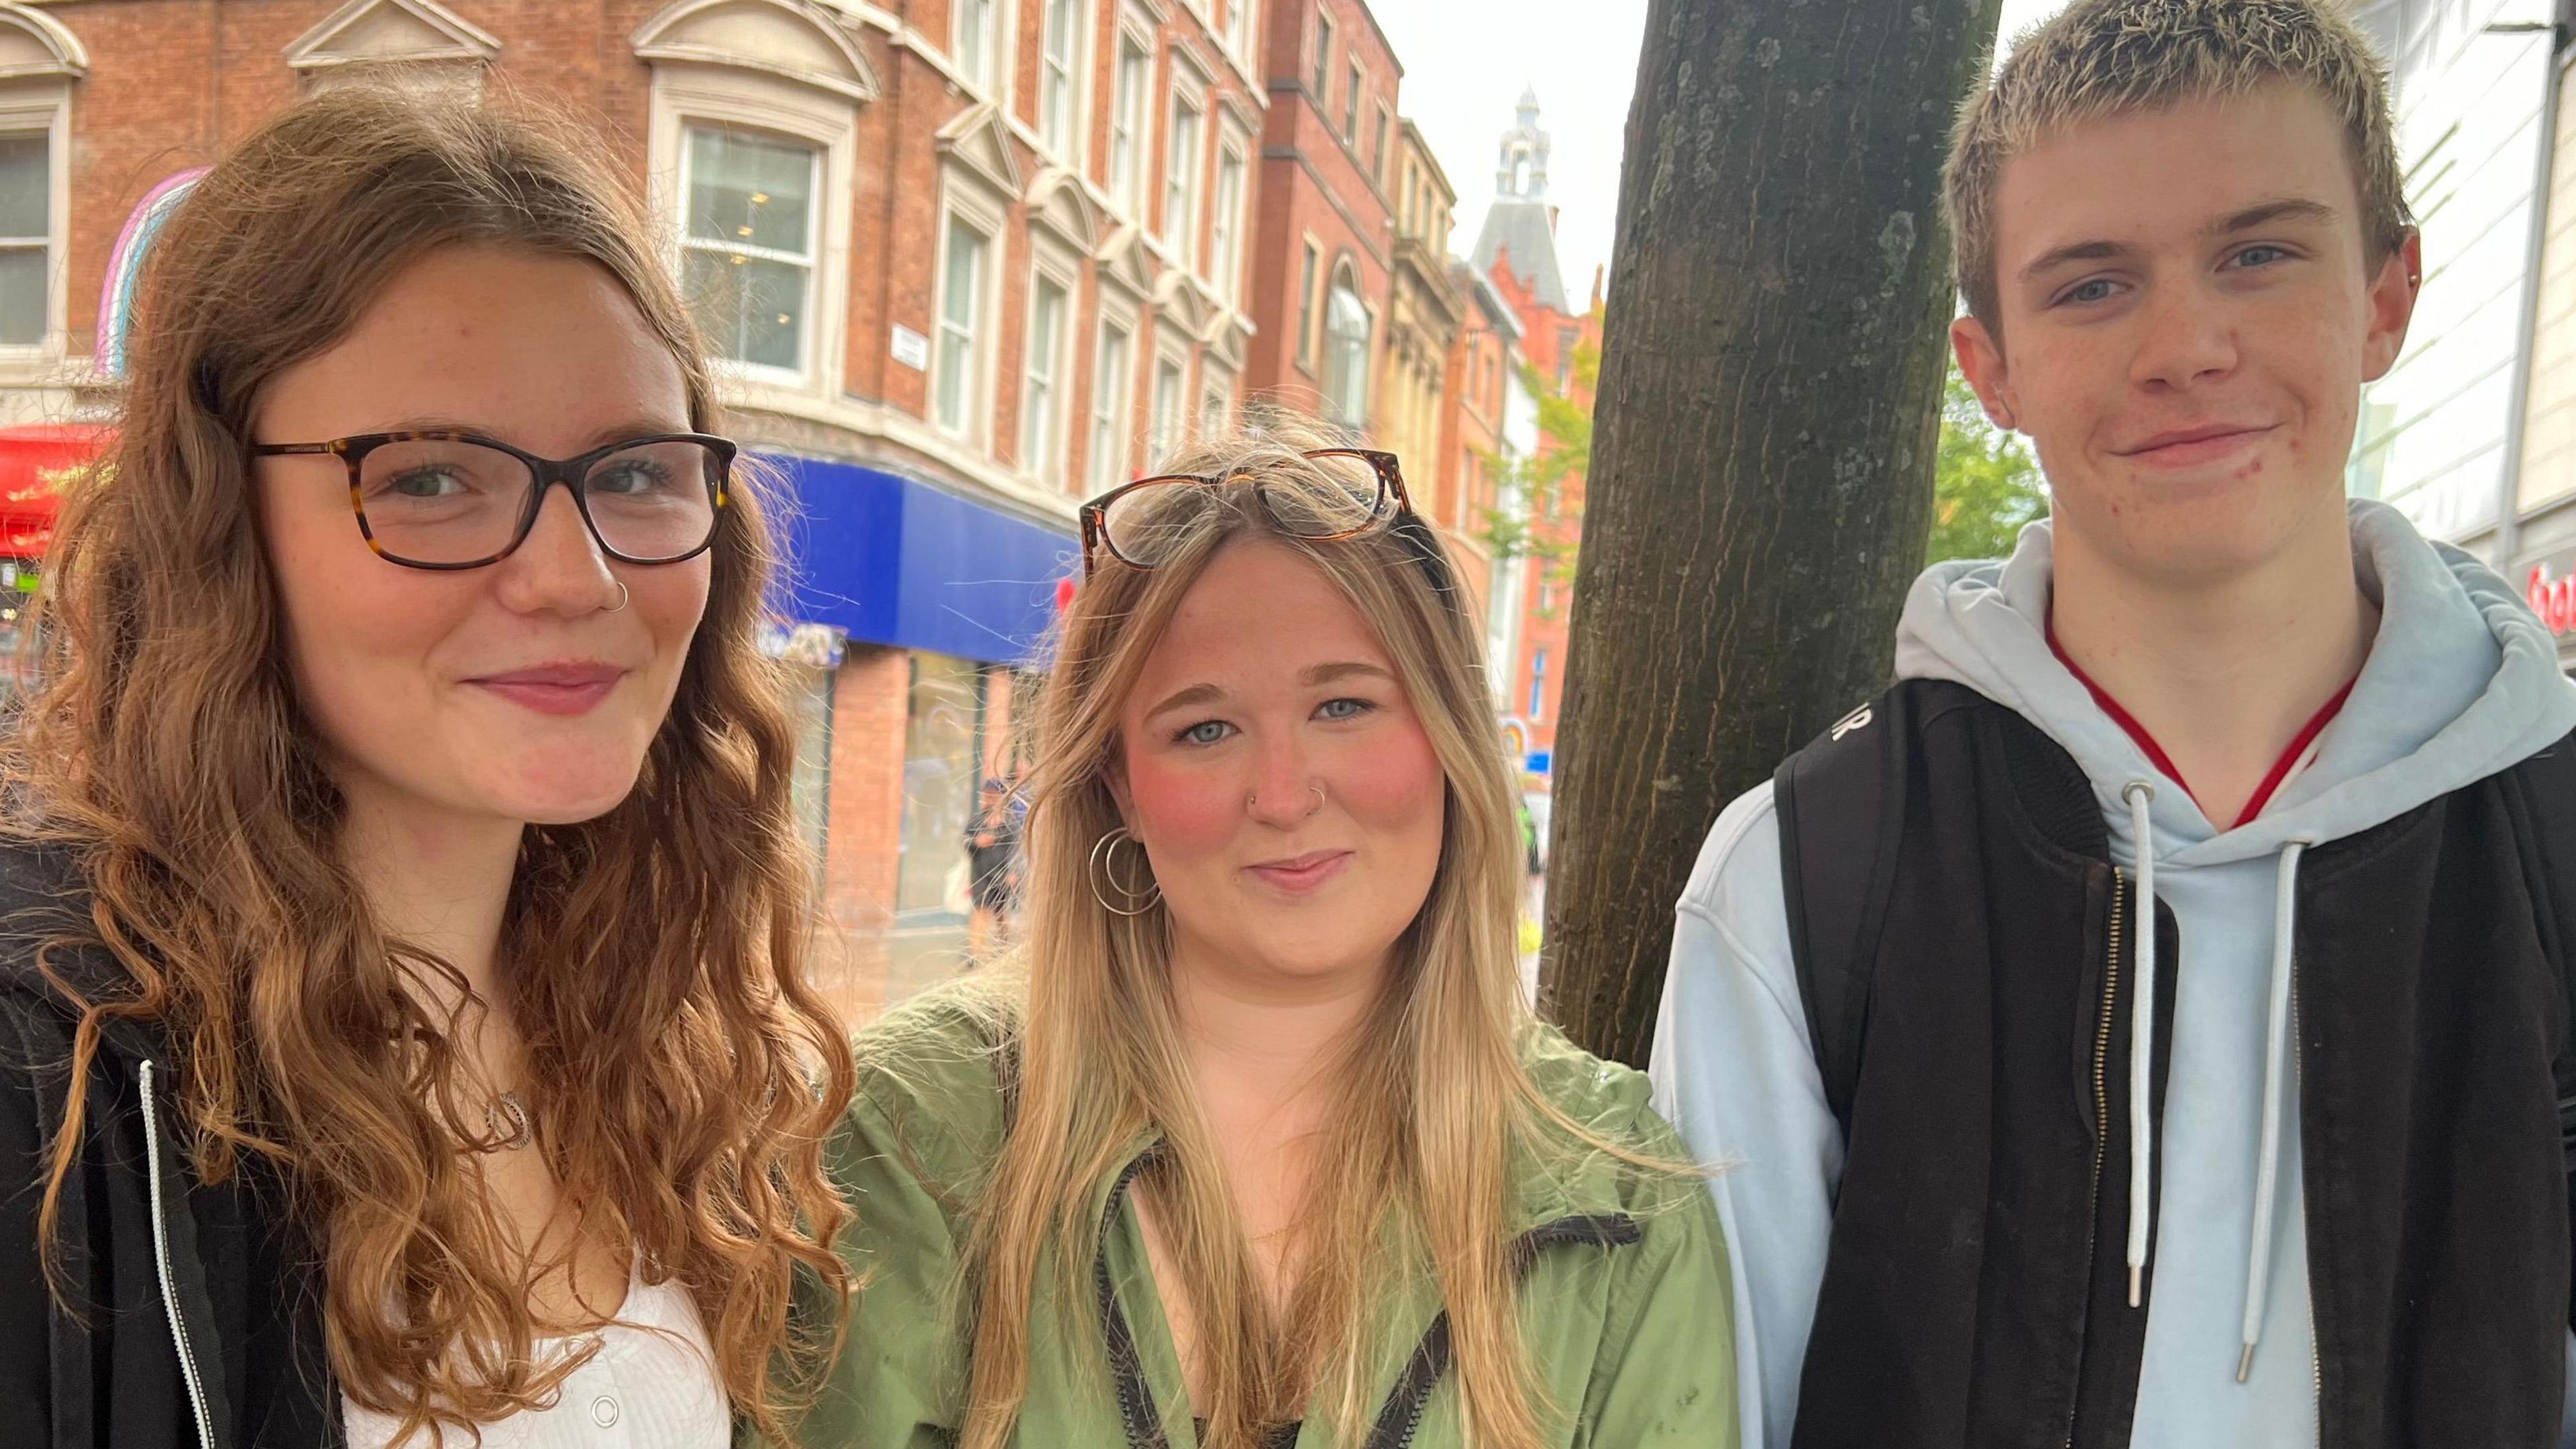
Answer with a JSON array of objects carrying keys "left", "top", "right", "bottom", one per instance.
[{"left": 2065, "top": 865, "right": 2128, "bottom": 1449}]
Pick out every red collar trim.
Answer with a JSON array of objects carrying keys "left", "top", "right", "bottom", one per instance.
[{"left": 2045, "top": 614, "right": 2356, "bottom": 830}]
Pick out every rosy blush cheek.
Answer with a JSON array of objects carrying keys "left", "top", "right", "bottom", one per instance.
[
  {"left": 1326, "top": 720, "right": 1445, "bottom": 826},
  {"left": 1124, "top": 751, "right": 1243, "bottom": 857}
]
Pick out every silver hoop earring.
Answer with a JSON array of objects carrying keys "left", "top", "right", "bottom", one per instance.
[
  {"left": 604, "top": 580, "right": 630, "bottom": 613},
  {"left": 1088, "top": 826, "right": 1162, "bottom": 917}
]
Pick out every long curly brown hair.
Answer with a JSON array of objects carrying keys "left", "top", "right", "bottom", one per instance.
[{"left": 6, "top": 86, "right": 853, "bottom": 1440}]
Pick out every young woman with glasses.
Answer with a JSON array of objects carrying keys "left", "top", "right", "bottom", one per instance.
[
  {"left": 0, "top": 89, "right": 852, "bottom": 1446},
  {"left": 813, "top": 429, "right": 1738, "bottom": 1448}
]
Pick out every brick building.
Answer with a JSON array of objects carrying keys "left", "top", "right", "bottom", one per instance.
[
  {"left": 1242, "top": 0, "right": 1397, "bottom": 430},
  {"left": 0, "top": 0, "right": 1269, "bottom": 1019}
]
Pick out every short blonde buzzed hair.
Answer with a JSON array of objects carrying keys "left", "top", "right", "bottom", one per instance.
[{"left": 1945, "top": 0, "right": 2412, "bottom": 330}]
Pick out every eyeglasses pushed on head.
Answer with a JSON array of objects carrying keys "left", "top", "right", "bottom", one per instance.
[{"left": 1077, "top": 447, "right": 1416, "bottom": 579}]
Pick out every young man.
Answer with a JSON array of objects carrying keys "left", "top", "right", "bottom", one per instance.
[{"left": 1649, "top": 2, "right": 2576, "bottom": 1446}]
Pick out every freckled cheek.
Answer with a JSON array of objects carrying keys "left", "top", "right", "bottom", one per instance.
[{"left": 1125, "top": 752, "right": 1247, "bottom": 859}]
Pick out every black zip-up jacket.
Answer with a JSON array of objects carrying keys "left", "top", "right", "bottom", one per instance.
[
  {"left": 0, "top": 844, "right": 339, "bottom": 1449},
  {"left": 1774, "top": 680, "right": 2576, "bottom": 1448}
]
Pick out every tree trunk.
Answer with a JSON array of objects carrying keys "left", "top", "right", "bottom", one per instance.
[{"left": 1538, "top": 0, "right": 1998, "bottom": 1066}]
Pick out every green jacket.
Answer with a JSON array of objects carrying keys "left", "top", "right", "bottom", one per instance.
[{"left": 799, "top": 985, "right": 1738, "bottom": 1448}]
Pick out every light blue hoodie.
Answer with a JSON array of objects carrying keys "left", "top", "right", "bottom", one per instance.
[{"left": 1649, "top": 500, "right": 2576, "bottom": 1449}]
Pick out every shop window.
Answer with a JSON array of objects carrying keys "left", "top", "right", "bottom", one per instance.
[
  {"left": 682, "top": 126, "right": 818, "bottom": 374},
  {"left": 897, "top": 652, "right": 983, "bottom": 918},
  {"left": 788, "top": 665, "right": 833, "bottom": 869}
]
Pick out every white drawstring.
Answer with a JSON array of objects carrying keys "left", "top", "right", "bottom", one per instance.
[
  {"left": 2238, "top": 839, "right": 2309, "bottom": 1381},
  {"left": 2123, "top": 781, "right": 2157, "bottom": 1308}
]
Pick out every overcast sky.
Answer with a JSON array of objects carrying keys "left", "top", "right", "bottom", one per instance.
[{"left": 1369, "top": 0, "right": 2072, "bottom": 301}]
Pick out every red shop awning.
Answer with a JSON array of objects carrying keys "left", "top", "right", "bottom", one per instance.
[{"left": 0, "top": 423, "right": 111, "bottom": 557}]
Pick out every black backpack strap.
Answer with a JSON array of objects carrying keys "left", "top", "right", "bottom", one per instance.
[{"left": 1772, "top": 683, "right": 1919, "bottom": 1136}]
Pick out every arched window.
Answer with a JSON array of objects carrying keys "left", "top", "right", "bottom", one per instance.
[{"left": 1322, "top": 266, "right": 1370, "bottom": 429}]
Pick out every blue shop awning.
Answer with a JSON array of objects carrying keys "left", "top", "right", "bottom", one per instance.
[{"left": 761, "top": 453, "right": 1076, "bottom": 667}]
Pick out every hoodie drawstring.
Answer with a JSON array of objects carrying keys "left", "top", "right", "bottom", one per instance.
[
  {"left": 2239, "top": 839, "right": 2310, "bottom": 1381},
  {"left": 2122, "top": 782, "right": 2158, "bottom": 1307}
]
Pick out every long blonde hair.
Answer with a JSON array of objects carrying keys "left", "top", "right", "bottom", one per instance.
[
  {"left": 6, "top": 86, "right": 852, "bottom": 1441},
  {"left": 957, "top": 425, "right": 1609, "bottom": 1449}
]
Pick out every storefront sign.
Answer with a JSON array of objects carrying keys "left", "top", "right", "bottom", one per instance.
[
  {"left": 766, "top": 453, "right": 1076, "bottom": 666},
  {"left": 2526, "top": 553, "right": 2576, "bottom": 637},
  {"left": 757, "top": 619, "right": 849, "bottom": 668}
]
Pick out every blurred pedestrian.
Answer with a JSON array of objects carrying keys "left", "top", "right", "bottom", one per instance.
[
  {"left": 0, "top": 87, "right": 852, "bottom": 1448},
  {"left": 965, "top": 763, "right": 1026, "bottom": 957}
]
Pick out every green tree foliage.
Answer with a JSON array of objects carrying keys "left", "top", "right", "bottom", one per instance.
[
  {"left": 1476, "top": 340, "right": 1598, "bottom": 614},
  {"left": 1929, "top": 360, "right": 2048, "bottom": 564}
]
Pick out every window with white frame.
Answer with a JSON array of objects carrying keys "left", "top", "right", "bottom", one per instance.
[
  {"left": 1150, "top": 355, "right": 1185, "bottom": 466},
  {"left": 1199, "top": 382, "right": 1229, "bottom": 441},
  {"left": 682, "top": 127, "right": 819, "bottom": 374},
  {"left": 935, "top": 216, "right": 992, "bottom": 436},
  {"left": 1110, "top": 37, "right": 1148, "bottom": 213},
  {"left": 1226, "top": 0, "right": 1254, "bottom": 58},
  {"left": 1021, "top": 273, "right": 1071, "bottom": 478},
  {"left": 0, "top": 131, "right": 49, "bottom": 347},
  {"left": 1344, "top": 63, "right": 1360, "bottom": 135},
  {"left": 1322, "top": 267, "right": 1370, "bottom": 428},
  {"left": 1163, "top": 94, "right": 1203, "bottom": 264},
  {"left": 1038, "top": 0, "right": 1080, "bottom": 156},
  {"left": 955, "top": 0, "right": 1000, "bottom": 92},
  {"left": 1212, "top": 146, "right": 1245, "bottom": 300},
  {"left": 1372, "top": 105, "right": 1389, "bottom": 182},
  {"left": 1311, "top": 11, "right": 1333, "bottom": 96},
  {"left": 1091, "top": 320, "right": 1135, "bottom": 492},
  {"left": 1295, "top": 239, "right": 1320, "bottom": 371}
]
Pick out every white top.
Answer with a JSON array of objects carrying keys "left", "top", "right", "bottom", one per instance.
[{"left": 341, "top": 1262, "right": 730, "bottom": 1448}]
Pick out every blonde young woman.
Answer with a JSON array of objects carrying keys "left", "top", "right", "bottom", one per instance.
[
  {"left": 814, "top": 437, "right": 1738, "bottom": 1448},
  {"left": 0, "top": 89, "right": 851, "bottom": 1446}
]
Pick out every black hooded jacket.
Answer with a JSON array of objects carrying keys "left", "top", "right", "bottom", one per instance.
[{"left": 0, "top": 843, "right": 339, "bottom": 1449}]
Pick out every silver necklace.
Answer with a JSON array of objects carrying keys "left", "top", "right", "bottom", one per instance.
[{"left": 483, "top": 1089, "right": 533, "bottom": 1152}]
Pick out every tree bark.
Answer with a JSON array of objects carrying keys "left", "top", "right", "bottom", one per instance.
[{"left": 1538, "top": 0, "right": 1999, "bottom": 1066}]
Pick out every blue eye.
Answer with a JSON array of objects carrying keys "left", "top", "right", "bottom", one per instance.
[
  {"left": 2062, "top": 278, "right": 2116, "bottom": 306},
  {"left": 2232, "top": 245, "right": 2289, "bottom": 270},
  {"left": 1178, "top": 720, "right": 1233, "bottom": 746},
  {"left": 1316, "top": 697, "right": 1375, "bottom": 721}
]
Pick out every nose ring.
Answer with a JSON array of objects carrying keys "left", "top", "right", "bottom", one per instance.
[
  {"left": 604, "top": 580, "right": 630, "bottom": 614},
  {"left": 1247, "top": 784, "right": 1330, "bottom": 817}
]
